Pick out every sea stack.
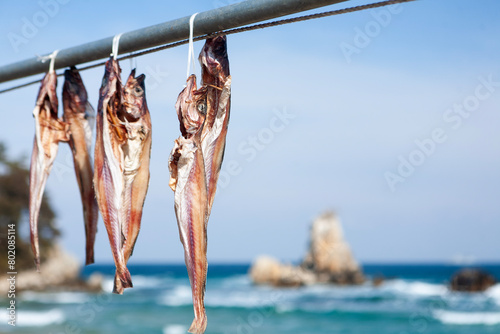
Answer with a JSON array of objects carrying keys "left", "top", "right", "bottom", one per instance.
[
  {"left": 250, "top": 211, "right": 365, "bottom": 287},
  {"left": 450, "top": 269, "right": 496, "bottom": 292},
  {"left": 302, "top": 211, "right": 364, "bottom": 284}
]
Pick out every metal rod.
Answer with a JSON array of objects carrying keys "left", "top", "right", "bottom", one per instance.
[{"left": 0, "top": 0, "right": 348, "bottom": 84}]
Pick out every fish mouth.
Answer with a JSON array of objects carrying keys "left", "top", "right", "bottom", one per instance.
[
  {"left": 135, "top": 73, "right": 145, "bottom": 85},
  {"left": 64, "top": 66, "right": 82, "bottom": 84},
  {"left": 206, "top": 35, "right": 227, "bottom": 52},
  {"left": 199, "top": 35, "right": 230, "bottom": 78},
  {"left": 63, "top": 67, "right": 87, "bottom": 110},
  {"left": 126, "top": 69, "right": 145, "bottom": 87},
  {"left": 122, "top": 70, "right": 147, "bottom": 121}
]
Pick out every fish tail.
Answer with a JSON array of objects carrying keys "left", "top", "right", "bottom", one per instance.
[
  {"left": 112, "top": 273, "right": 124, "bottom": 295},
  {"left": 33, "top": 254, "right": 41, "bottom": 272},
  {"left": 85, "top": 244, "right": 95, "bottom": 265},
  {"left": 114, "top": 266, "right": 133, "bottom": 294},
  {"left": 29, "top": 217, "right": 41, "bottom": 272},
  {"left": 188, "top": 312, "right": 207, "bottom": 334}
]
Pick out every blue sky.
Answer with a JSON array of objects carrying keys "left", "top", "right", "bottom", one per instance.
[{"left": 0, "top": 0, "right": 499, "bottom": 265}]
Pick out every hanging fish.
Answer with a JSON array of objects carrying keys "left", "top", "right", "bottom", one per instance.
[
  {"left": 112, "top": 69, "right": 152, "bottom": 294},
  {"left": 198, "top": 35, "right": 231, "bottom": 215},
  {"left": 29, "top": 70, "right": 70, "bottom": 271},
  {"left": 94, "top": 57, "right": 133, "bottom": 290},
  {"left": 169, "top": 74, "right": 209, "bottom": 334},
  {"left": 62, "top": 66, "right": 98, "bottom": 265}
]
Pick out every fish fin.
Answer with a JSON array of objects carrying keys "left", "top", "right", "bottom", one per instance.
[{"left": 188, "top": 313, "right": 207, "bottom": 334}]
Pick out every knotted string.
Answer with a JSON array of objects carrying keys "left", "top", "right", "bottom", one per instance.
[
  {"left": 186, "top": 13, "right": 199, "bottom": 80},
  {"left": 129, "top": 53, "right": 137, "bottom": 71},
  {"left": 111, "top": 33, "right": 123, "bottom": 60},
  {"left": 38, "top": 49, "right": 59, "bottom": 73}
]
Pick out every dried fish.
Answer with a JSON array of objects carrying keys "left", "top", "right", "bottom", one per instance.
[
  {"left": 169, "top": 75, "right": 209, "bottom": 334},
  {"left": 199, "top": 35, "right": 231, "bottom": 214},
  {"left": 113, "top": 69, "right": 152, "bottom": 294},
  {"left": 94, "top": 57, "right": 132, "bottom": 290},
  {"left": 29, "top": 71, "right": 69, "bottom": 271},
  {"left": 62, "top": 66, "right": 98, "bottom": 265},
  {"left": 169, "top": 35, "right": 231, "bottom": 334}
]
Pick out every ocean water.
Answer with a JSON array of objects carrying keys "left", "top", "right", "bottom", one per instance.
[{"left": 1, "top": 264, "right": 500, "bottom": 334}]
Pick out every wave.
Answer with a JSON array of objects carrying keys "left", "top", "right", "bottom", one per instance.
[
  {"left": 486, "top": 284, "right": 500, "bottom": 305},
  {"left": 163, "top": 324, "right": 188, "bottom": 334},
  {"left": 381, "top": 279, "right": 447, "bottom": 297},
  {"left": 158, "top": 277, "right": 500, "bottom": 319},
  {"left": 219, "top": 274, "right": 252, "bottom": 288},
  {"left": 102, "top": 274, "right": 176, "bottom": 292},
  {"left": 131, "top": 275, "right": 166, "bottom": 288},
  {"left": 159, "top": 285, "right": 193, "bottom": 306},
  {"left": 21, "top": 291, "right": 89, "bottom": 304},
  {"left": 159, "top": 284, "right": 280, "bottom": 308},
  {"left": 207, "top": 291, "right": 277, "bottom": 308},
  {"left": 12, "top": 309, "right": 65, "bottom": 327},
  {"left": 434, "top": 310, "right": 500, "bottom": 325}
]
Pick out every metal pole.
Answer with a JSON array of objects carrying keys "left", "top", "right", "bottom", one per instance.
[{"left": 0, "top": 0, "right": 348, "bottom": 84}]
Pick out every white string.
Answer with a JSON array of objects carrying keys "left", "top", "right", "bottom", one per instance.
[
  {"left": 111, "top": 33, "right": 123, "bottom": 60},
  {"left": 37, "top": 49, "right": 59, "bottom": 73},
  {"left": 129, "top": 53, "right": 137, "bottom": 71},
  {"left": 186, "top": 13, "right": 199, "bottom": 79}
]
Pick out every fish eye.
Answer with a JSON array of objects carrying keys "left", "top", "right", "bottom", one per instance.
[
  {"left": 134, "top": 86, "right": 143, "bottom": 95},
  {"left": 197, "top": 102, "right": 206, "bottom": 114}
]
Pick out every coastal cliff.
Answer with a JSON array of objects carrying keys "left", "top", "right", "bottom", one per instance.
[
  {"left": 0, "top": 244, "right": 102, "bottom": 294},
  {"left": 250, "top": 211, "right": 365, "bottom": 287}
]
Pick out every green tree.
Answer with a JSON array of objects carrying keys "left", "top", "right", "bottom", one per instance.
[{"left": 0, "top": 142, "right": 60, "bottom": 272}]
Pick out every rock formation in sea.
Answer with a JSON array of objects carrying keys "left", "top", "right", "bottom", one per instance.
[
  {"left": 250, "top": 211, "right": 365, "bottom": 287},
  {"left": 0, "top": 244, "right": 102, "bottom": 294},
  {"left": 450, "top": 268, "right": 496, "bottom": 292}
]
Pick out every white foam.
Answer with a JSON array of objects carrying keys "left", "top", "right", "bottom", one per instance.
[
  {"left": 102, "top": 275, "right": 165, "bottom": 292},
  {"left": 159, "top": 285, "right": 193, "bottom": 306},
  {"left": 383, "top": 279, "right": 447, "bottom": 297},
  {"left": 163, "top": 324, "right": 188, "bottom": 334},
  {"left": 160, "top": 283, "right": 284, "bottom": 308},
  {"left": 131, "top": 275, "right": 164, "bottom": 288},
  {"left": 102, "top": 277, "right": 115, "bottom": 292},
  {"left": 219, "top": 275, "right": 252, "bottom": 288},
  {"left": 21, "top": 291, "right": 89, "bottom": 304},
  {"left": 206, "top": 291, "right": 275, "bottom": 308},
  {"left": 434, "top": 310, "right": 500, "bottom": 325},
  {"left": 486, "top": 284, "right": 500, "bottom": 305},
  {"left": 17, "top": 309, "right": 65, "bottom": 327}
]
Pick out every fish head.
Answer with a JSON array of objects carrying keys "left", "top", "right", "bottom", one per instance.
[
  {"left": 175, "top": 75, "right": 207, "bottom": 137},
  {"left": 63, "top": 66, "right": 88, "bottom": 114},
  {"left": 122, "top": 69, "right": 147, "bottom": 121},
  {"left": 199, "top": 35, "right": 230, "bottom": 80},
  {"left": 36, "top": 71, "right": 58, "bottom": 116},
  {"left": 99, "top": 57, "right": 122, "bottom": 110}
]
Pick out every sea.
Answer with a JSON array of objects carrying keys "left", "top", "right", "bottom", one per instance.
[{"left": 1, "top": 263, "right": 500, "bottom": 334}]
